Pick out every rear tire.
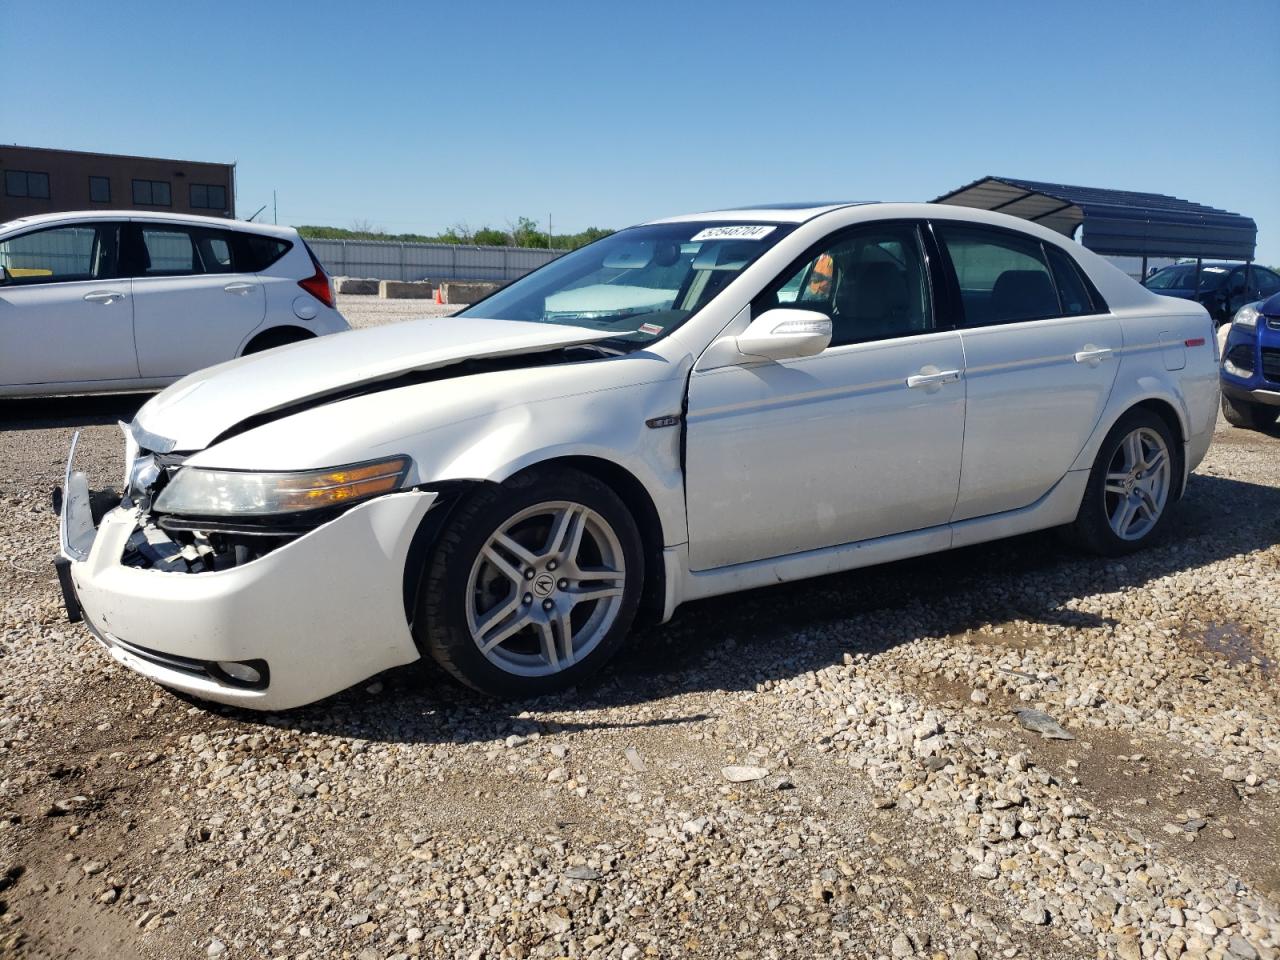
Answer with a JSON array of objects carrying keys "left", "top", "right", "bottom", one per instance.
[
  {"left": 1221, "top": 393, "right": 1279, "bottom": 431},
  {"left": 1069, "top": 409, "right": 1180, "bottom": 556},
  {"left": 416, "top": 467, "right": 644, "bottom": 699}
]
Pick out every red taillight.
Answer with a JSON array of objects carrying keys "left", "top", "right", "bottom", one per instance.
[{"left": 298, "top": 248, "right": 334, "bottom": 308}]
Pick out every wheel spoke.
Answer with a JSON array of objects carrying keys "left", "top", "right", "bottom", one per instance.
[
  {"left": 481, "top": 544, "right": 525, "bottom": 587},
  {"left": 478, "top": 607, "right": 530, "bottom": 653},
  {"left": 566, "top": 579, "right": 624, "bottom": 606},
  {"left": 1143, "top": 447, "right": 1167, "bottom": 475},
  {"left": 552, "top": 606, "right": 575, "bottom": 667},
  {"left": 1105, "top": 471, "right": 1130, "bottom": 495},
  {"left": 534, "top": 619, "right": 561, "bottom": 670},
  {"left": 493, "top": 532, "right": 539, "bottom": 568},
  {"left": 546, "top": 506, "right": 587, "bottom": 572},
  {"left": 1111, "top": 497, "right": 1137, "bottom": 536},
  {"left": 1135, "top": 485, "right": 1160, "bottom": 518},
  {"left": 1123, "top": 432, "right": 1144, "bottom": 472}
]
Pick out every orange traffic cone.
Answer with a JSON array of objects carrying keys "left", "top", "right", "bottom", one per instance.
[{"left": 434, "top": 286, "right": 443, "bottom": 304}]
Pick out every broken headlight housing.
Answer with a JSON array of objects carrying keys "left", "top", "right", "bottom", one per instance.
[{"left": 152, "top": 456, "right": 412, "bottom": 518}]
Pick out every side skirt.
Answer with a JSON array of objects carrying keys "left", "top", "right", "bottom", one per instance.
[{"left": 660, "top": 469, "right": 1090, "bottom": 621}]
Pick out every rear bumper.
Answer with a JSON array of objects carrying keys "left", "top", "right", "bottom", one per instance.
[{"left": 59, "top": 463, "right": 436, "bottom": 710}]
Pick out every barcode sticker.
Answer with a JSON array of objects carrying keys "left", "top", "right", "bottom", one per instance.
[{"left": 690, "top": 225, "right": 776, "bottom": 242}]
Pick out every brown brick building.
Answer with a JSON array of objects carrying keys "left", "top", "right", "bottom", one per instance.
[{"left": 0, "top": 145, "right": 236, "bottom": 222}]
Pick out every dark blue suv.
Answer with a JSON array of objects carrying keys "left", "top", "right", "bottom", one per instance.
[
  {"left": 1145, "top": 262, "right": 1280, "bottom": 325},
  {"left": 1221, "top": 291, "right": 1280, "bottom": 430}
]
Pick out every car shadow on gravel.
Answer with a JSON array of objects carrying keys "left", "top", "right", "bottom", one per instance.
[
  {"left": 0, "top": 393, "right": 152, "bottom": 431},
  {"left": 183, "top": 469, "right": 1280, "bottom": 748}
]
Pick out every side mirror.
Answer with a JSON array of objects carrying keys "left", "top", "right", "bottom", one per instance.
[{"left": 735, "top": 308, "right": 832, "bottom": 361}]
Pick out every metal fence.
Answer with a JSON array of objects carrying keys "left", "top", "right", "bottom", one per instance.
[{"left": 307, "top": 238, "right": 564, "bottom": 284}]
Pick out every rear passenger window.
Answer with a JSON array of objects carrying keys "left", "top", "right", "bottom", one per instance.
[
  {"left": 1045, "top": 245, "right": 1099, "bottom": 315},
  {"left": 139, "top": 227, "right": 196, "bottom": 275},
  {"left": 191, "top": 230, "right": 235, "bottom": 273},
  {"left": 935, "top": 224, "right": 1059, "bottom": 326}
]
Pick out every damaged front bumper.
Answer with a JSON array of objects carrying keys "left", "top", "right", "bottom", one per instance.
[{"left": 56, "top": 432, "right": 437, "bottom": 710}]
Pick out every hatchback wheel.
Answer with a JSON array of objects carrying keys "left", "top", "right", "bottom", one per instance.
[
  {"left": 416, "top": 467, "right": 643, "bottom": 698},
  {"left": 1221, "top": 393, "right": 1279, "bottom": 431},
  {"left": 1069, "top": 409, "right": 1180, "bottom": 555}
]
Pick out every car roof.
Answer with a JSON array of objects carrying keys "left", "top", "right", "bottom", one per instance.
[
  {"left": 645, "top": 202, "right": 875, "bottom": 224},
  {"left": 0, "top": 209, "right": 297, "bottom": 239},
  {"left": 643, "top": 200, "right": 1127, "bottom": 239}
]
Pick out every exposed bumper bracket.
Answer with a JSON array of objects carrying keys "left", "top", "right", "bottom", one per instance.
[{"left": 53, "top": 555, "right": 83, "bottom": 623}]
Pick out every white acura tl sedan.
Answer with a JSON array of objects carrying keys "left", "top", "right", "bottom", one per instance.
[
  {"left": 1, "top": 211, "right": 347, "bottom": 396},
  {"left": 56, "top": 202, "right": 1218, "bottom": 708}
]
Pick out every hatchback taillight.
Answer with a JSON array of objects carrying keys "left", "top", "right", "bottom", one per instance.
[{"left": 298, "top": 247, "right": 334, "bottom": 308}]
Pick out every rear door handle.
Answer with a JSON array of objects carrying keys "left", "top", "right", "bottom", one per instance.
[
  {"left": 223, "top": 282, "right": 255, "bottom": 294},
  {"left": 83, "top": 290, "right": 126, "bottom": 304},
  {"left": 906, "top": 368, "right": 961, "bottom": 388},
  {"left": 1074, "top": 346, "right": 1113, "bottom": 364}
]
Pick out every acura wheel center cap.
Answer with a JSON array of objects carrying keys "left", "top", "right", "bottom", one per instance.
[{"left": 533, "top": 573, "right": 556, "bottom": 597}]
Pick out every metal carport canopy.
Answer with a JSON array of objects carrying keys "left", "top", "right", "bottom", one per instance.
[{"left": 933, "top": 176, "right": 1256, "bottom": 261}]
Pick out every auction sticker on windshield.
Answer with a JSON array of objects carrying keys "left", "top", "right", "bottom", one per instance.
[{"left": 690, "top": 225, "right": 777, "bottom": 242}]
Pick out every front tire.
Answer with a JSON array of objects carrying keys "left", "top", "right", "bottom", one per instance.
[
  {"left": 1221, "top": 393, "right": 1279, "bottom": 431},
  {"left": 416, "top": 467, "right": 644, "bottom": 698},
  {"left": 1069, "top": 409, "right": 1180, "bottom": 556}
]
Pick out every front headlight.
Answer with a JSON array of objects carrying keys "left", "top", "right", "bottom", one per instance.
[
  {"left": 1233, "top": 303, "right": 1260, "bottom": 330},
  {"left": 152, "top": 456, "right": 411, "bottom": 517}
]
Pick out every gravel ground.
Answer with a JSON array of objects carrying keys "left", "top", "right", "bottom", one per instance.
[
  {"left": 1, "top": 300, "right": 1278, "bottom": 959},
  {"left": 338, "top": 295, "right": 463, "bottom": 329}
]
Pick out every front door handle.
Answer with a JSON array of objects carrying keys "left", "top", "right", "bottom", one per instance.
[
  {"left": 223, "top": 282, "right": 255, "bottom": 295},
  {"left": 1074, "top": 346, "right": 1113, "bottom": 364},
  {"left": 906, "top": 368, "right": 961, "bottom": 389},
  {"left": 83, "top": 290, "right": 126, "bottom": 304}
]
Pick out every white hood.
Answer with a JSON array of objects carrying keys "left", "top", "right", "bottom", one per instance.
[{"left": 134, "top": 316, "right": 615, "bottom": 451}]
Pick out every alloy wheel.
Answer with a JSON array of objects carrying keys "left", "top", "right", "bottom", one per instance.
[
  {"left": 1103, "top": 426, "right": 1172, "bottom": 541},
  {"left": 465, "top": 501, "right": 627, "bottom": 677}
]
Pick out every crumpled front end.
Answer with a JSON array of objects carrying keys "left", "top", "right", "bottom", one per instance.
[{"left": 56, "top": 426, "right": 435, "bottom": 710}]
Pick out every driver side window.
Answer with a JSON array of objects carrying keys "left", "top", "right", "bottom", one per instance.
[{"left": 762, "top": 223, "right": 932, "bottom": 347}]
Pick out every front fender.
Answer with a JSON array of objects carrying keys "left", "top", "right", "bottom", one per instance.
[{"left": 187, "top": 359, "right": 693, "bottom": 551}]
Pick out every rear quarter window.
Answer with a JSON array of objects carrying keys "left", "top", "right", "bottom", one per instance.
[
  {"left": 1045, "top": 244, "right": 1105, "bottom": 315},
  {"left": 234, "top": 233, "right": 292, "bottom": 273}
]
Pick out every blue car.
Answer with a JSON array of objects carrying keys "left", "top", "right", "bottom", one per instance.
[{"left": 1220, "top": 291, "right": 1280, "bottom": 430}]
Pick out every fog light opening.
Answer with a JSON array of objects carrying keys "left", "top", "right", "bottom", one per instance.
[{"left": 214, "top": 660, "right": 267, "bottom": 688}]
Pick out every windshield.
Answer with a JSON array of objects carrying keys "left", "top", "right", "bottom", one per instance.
[
  {"left": 458, "top": 221, "right": 796, "bottom": 349},
  {"left": 1144, "top": 264, "right": 1227, "bottom": 291}
]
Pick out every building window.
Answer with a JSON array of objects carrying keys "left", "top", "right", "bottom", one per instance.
[
  {"left": 132, "top": 179, "right": 171, "bottom": 206},
  {"left": 4, "top": 170, "right": 51, "bottom": 199},
  {"left": 89, "top": 176, "right": 111, "bottom": 203},
  {"left": 190, "top": 183, "right": 227, "bottom": 211}
]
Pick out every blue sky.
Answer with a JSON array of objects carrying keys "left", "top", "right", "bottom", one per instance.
[{"left": 5, "top": 0, "right": 1279, "bottom": 261}]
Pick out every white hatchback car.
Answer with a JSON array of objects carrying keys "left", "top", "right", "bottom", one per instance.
[
  {"left": 1, "top": 211, "right": 347, "bottom": 396},
  {"left": 56, "top": 202, "right": 1218, "bottom": 709}
]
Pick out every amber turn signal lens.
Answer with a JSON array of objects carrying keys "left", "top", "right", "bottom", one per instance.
[{"left": 276, "top": 459, "right": 409, "bottom": 511}]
